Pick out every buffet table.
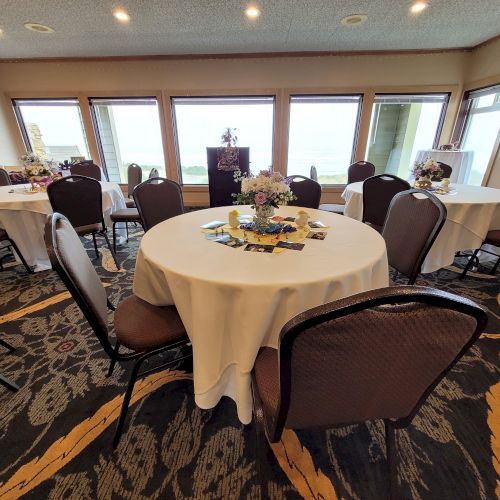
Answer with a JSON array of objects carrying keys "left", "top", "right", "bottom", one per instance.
[
  {"left": 342, "top": 182, "right": 500, "bottom": 273},
  {"left": 133, "top": 205, "right": 389, "bottom": 424},
  {"left": 0, "top": 183, "right": 126, "bottom": 271}
]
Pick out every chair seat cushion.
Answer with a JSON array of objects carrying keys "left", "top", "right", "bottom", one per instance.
[
  {"left": 319, "top": 203, "right": 344, "bottom": 214},
  {"left": 485, "top": 230, "right": 500, "bottom": 246},
  {"left": 110, "top": 208, "right": 141, "bottom": 222},
  {"left": 125, "top": 199, "right": 136, "bottom": 208},
  {"left": 254, "top": 346, "right": 280, "bottom": 416},
  {"left": 75, "top": 223, "right": 101, "bottom": 235},
  {"left": 114, "top": 295, "right": 188, "bottom": 351}
]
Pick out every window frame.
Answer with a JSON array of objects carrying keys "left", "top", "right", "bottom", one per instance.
[
  {"left": 286, "top": 93, "right": 364, "bottom": 186},
  {"left": 170, "top": 93, "right": 277, "bottom": 186}
]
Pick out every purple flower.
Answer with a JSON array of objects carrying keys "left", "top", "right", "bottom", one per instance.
[{"left": 254, "top": 192, "right": 267, "bottom": 205}]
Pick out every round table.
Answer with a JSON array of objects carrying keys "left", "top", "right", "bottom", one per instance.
[
  {"left": 133, "top": 205, "right": 389, "bottom": 424},
  {"left": 342, "top": 182, "right": 500, "bottom": 273},
  {"left": 0, "top": 183, "right": 126, "bottom": 271}
]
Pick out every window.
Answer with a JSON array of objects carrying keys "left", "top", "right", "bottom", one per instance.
[
  {"left": 287, "top": 95, "right": 362, "bottom": 184},
  {"left": 366, "top": 94, "right": 449, "bottom": 178},
  {"left": 459, "top": 85, "right": 500, "bottom": 185},
  {"left": 172, "top": 96, "right": 275, "bottom": 184},
  {"left": 12, "top": 98, "right": 90, "bottom": 163},
  {"left": 90, "top": 97, "right": 166, "bottom": 183}
]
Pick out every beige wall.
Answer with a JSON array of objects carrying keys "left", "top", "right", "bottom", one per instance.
[{"left": 466, "top": 37, "right": 500, "bottom": 85}]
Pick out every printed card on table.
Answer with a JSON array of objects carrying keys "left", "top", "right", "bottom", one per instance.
[
  {"left": 306, "top": 231, "right": 327, "bottom": 240},
  {"left": 200, "top": 220, "right": 227, "bottom": 230},
  {"left": 308, "top": 220, "right": 328, "bottom": 229},
  {"left": 276, "top": 241, "right": 305, "bottom": 251},
  {"left": 244, "top": 243, "right": 275, "bottom": 253},
  {"left": 215, "top": 234, "right": 246, "bottom": 248}
]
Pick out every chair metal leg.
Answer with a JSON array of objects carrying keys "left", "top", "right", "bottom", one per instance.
[
  {"left": 113, "top": 357, "right": 145, "bottom": 448},
  {"left": 107, "top": 341, "right": 120, "bottom": 377},
  {"left": 0, "top": 338, "right": 15, "bottom": 352},
  {"left": 125, "top": 222, "right": 129, "bottom": 242},
  {"left": 101, "top": 231, "right": 120, "bottom": 270},
  {"left": 384, "top": 420, "right": 398, "bottom": 500},
  {"left": 7, "top": 238, "right": 33, "bottom": 273},
  {"left": 459, "top": 248, "right": 480, "bottom": 280},
  {"left": 112, "top": 222, "right": 117, "bottom": 253},
  {"left": 92, "top": 232, "right": 99, "bottom": 259},
  {"left": 0, "top": 373, "right": 19, "bottom": 392},
  {"left": 490, "top": 255, "right": 500, "bottom": 275}
]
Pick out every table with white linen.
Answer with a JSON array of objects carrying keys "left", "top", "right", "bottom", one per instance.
[
  {"left": 0, "top": 183, "right": 126, "bottom": 271},
  {"left": 415, "top": 150, "right": 474, "bottom": 184},
  {"left": 342, "top": 182, "right": 500, "bottom": 273},
  {"left": 133, "top": 205, "right": 389, "bottom": 424}
]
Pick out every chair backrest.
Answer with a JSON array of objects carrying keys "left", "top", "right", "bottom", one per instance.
[
  {"left": 264, "top": 286, "right": 487, "bottom": 441},
  {"left": 310, "top": 166, "right": 318, "bottom": 182},
  {"left": 362, "top": 174, "right": 410, "bottom": 230},
  {"left": 44, "top": 213, "right": 114, "bottom": 357},
  {"left": 347, "top": 161, "right": 375, "bottom": 184},
  {"left": 127, "top": 163, "right": 143, "bottom": 198},
  {"left": 435, "top": 162, "right": 452, "bottom": 181},
  {"left": 149, "top": 168, "right": 159, "bottom": 179},
  {"left": 47, "top": 175, "right": 105, "bottom": 229},
  {"left": 70, "top": 160, "right": 103, "bottom": 181},
  {"left": 0, "top": 168, "right": 11, "bottom": 186},
  {"left": 133, "top": 177, "right": 184, "bottom": 232},
  {"left": 382, "top": 189, "right": 447, "bottom": 284},
  {"left": 285, "top": 175, "right": 322, "bottom": 209}
]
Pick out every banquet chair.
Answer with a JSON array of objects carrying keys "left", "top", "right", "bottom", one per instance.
[
  {"left": 126, "top": 163, "right": 143, "bottom": 208},
  {"left": 251, "top": 285, "right": 487, "bottom": 499},
  {"left": 0, "top": 337, "right": 20, "bottom": 392},
  {"left": 0, "top": 228, "right": 33, "bottom": 273},
  {"left": 433, "top": 162, "right": 452, "bottom": 181},
  {"left": 133, "top": 177, "right": 184, "bottom": 232},
  {"left": 382, "top": 189, "right": 447, "bottom": 284},
  {"left": 459, "top": 230, "right": 500, "bottom": 279},
  {"left": 285, "top": 175, "right": 322, "bottom": 209},
  {"left": 70, "top": 160, "right": 104, "bottom": 181},
  {"left": 45, "top": 213, "right": 192, "bottom": 447},
  {"left": 310, "top": 166, "right": 318, "bottom": 181},
  {"left": 362, "top": 174, "right": 411, "bottom": 232},
  {"left": 0, "top": 168, "right": 11, "bottom": 186},
  {"left": 47, "top": 175, "right": 120, "bottom": 269}
]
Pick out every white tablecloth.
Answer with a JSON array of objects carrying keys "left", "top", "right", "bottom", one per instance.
[
  {"left": 133, "top": 205, "right": 389, "bottom": 424},
  {"left": 0, "top": 183, "right": 126, "bottom": 271},
  {"left": 415, "top": 150, "right": 474, "bottom": 184},
  {"left": 342, "top": 182, "right": 500, "bottom": 273}
]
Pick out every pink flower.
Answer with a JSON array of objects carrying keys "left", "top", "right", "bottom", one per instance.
[{"left": 254, "top": 192, "right": 267, "bottom": 205}]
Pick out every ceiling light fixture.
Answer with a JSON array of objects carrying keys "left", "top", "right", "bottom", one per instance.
[
  {"left": 410, "top": 1, "right": 428, "bottom": 14},
  {"left": 340, "top": 14, "right": 368, "bottom": 26},
  {"left": 24, "top": 23, "right": 54, "bottom": 33},
  {"left": 113, "top": 8, "right": 130, "bottom": 23},
  {"left": 245, "top": 5, "right": 260, "bottom": 19}
]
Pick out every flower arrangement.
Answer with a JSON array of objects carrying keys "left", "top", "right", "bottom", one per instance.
[
  {"left": 21, "top": 153, "right": 60, "bottom": 190},
  {"left": 221, "top": 127, "right": 238, "bottom": 147},
  {"left": 411, "top": 158, "right": 443, "bottom": 180},
  {"left": 232, "top": 169, "right": 296, "bottom": 209}
]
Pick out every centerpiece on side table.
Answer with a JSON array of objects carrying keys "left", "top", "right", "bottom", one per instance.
[
  {"left": 232, "top": 169, "right": 296, "bottom": 224},
  {"left": 21, "top": 153, "right": 61, "bottom": 192},
  {"left": 411, "top": 158, "right": 443, "bottom": 189}
]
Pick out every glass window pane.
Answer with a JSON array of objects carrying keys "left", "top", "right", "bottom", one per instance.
[
  {"left": 173, "top": 96, "right": 275, "bottom": 184},
  {"left": 287, "top": 95, "right": 361, "bottom": 184},
  {"left": 366, "top": 94, "right": 448, "bottom": 179},
  {"left": 91, "top": 98, "right": 166, "bottom": 183},
  {"left": 14, "top": 99, "right": 90, "bottom": 163}
]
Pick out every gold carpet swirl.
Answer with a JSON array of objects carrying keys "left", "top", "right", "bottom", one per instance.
[{"left": 486, "top": 381, "right": 500, "bottom": 499}]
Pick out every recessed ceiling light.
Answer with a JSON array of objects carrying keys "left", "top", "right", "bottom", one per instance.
[
  {"left": 410, "top": 2, "right": 428, "bottom": 14},
  {"left": 340, "top": 14, "right": 368, "bottom": 26},
  {"left": 113, "top": 8, "right": 130, "bottom": 23},
  {"left": 245, "top": 5, "right": 260, "bottom": 19},
  {"left": 24, "top": 23, "right": 54, "bottom": 34}
]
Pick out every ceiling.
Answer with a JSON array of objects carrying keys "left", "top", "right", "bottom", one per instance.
[{"left": 0, "top": 0, "right": 499, "bottom": 59}]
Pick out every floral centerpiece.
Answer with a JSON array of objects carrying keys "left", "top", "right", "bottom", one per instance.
[
  {"left": 21, "top": 153, "right": 60, "bottom": 191},
  {"left": 232, "top": 169, "right": 296, "bottom": 220},
  {"left": 221, "top": 127, "right": 238, "bottom": 147},
  {"left": 411, "top": 158, "right": 443, "bottom": 189}
]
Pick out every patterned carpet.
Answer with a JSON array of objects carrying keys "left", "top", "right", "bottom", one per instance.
[{"left": 0, "top": 228, "right": 499, "bottom": 500}]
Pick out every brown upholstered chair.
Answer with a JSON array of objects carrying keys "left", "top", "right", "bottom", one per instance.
[
  {"left": 252, "top": 285, "right": 487, "bottom": 498},
  {"left": 319, "top": 161, "right": 376, "bottom": 214},
  {"left": 70, "top": 160, "right": 103, "bottom": 181},
  {"left": 0, "top": 337, "right": 19, "bottom": 391},
  {"left": 434, "top": 162, "right": 452, "bottom": 181},
  {"left": 362, "top": 174, "right": 411, "bottom": 231},
  {"left": 110, "top": 207, "right": 142, "bottom": 252},
  {"left": 125, "top": 163, "right": 142, "bottom": 208},
  {"left": 285, "top": 175, "right": 322, "bottom": 209},
  {"left": 0, "top": 169, "right": 11, "bottom": 186},
  {"left": 133, "top": 177, "right": 184, "bottom": 232},
  {"left": 382, "top": 189, "right": 447, "bottom": 284},
  {"left": 459, "top": 230, "right": 500, "bottom": 279},
  {"left": 47, "top": 175, "right": 119, "bottom": 269},
  {"left": 45, "top": 213, "right": 191, "bottom": 446},
  {"left": 0, "top": 228, "right": 32, "bottom": 273}
]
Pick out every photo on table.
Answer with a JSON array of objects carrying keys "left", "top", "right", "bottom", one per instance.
[
  {"left": 283, "top": 217, "right": 296, "bottom": 222},
  {"left": 215, "top": 234, "right": 246, "bottom": 248},
  {"left": 200, "top": 220, "right": 227, "bottom": 230},
  {"left": 307, "top": 231, "right": 327, "bottom": 240},
  {"left": 308, "top": 221, "right": 327, "bottom": 229},
  {"left": 276, "top": 241, "right": 305, "bottom": 251},
  {"left": 244, "top": 243, "right": 275, "bottom": 253}
]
